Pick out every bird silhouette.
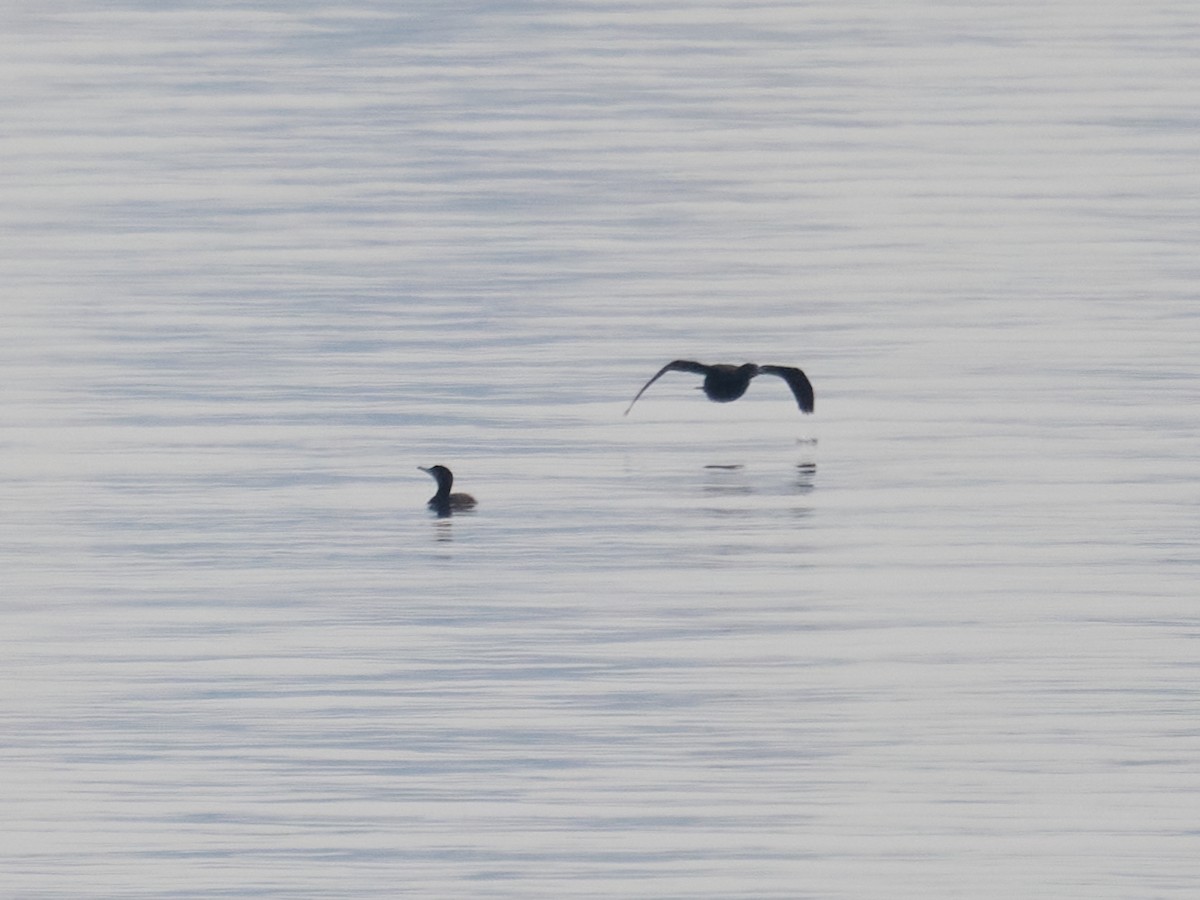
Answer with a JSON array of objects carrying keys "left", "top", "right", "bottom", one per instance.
[
  {"left": 624, "top": 361, "right": 814, "bottom": 416},
  {"left": 419, "top": 465, "right": 477, "bottom": 516}
]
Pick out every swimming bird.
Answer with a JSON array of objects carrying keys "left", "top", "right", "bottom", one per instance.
[
  {"left": 419, "top": 465, "right": 477, "bottom": 516},
  {"left": 623, "top": 361, "right": 814, "bottom": 416}
]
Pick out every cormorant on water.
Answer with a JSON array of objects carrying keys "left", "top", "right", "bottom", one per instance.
[
  {"left": 419, "top": 465, "right": 477, "bottom": 516},
  {"left": 623, "top": 361, "right": 814, "bottom": 416}
]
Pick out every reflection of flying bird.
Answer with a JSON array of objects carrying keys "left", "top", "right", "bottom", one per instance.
[
  {"left": 419, "top": 465, "right": 477, "bottom": 516},
  {"left": 623, "top": 361, "right": 814, "bottom": 416}
]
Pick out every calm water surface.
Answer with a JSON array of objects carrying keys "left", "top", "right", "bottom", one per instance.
[{"left": 3, "top": 2, "right": 1199, "bottom": 897}]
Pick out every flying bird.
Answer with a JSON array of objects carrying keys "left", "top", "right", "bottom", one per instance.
[
  {"left": 419, "top": 465, "right": 477, "bottom": 516},
  {"left": 624, "top": 361, "right": 814, "bottom": 416}
]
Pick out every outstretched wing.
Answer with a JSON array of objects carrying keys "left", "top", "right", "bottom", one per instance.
[
  {"left": 623, "top": 360, "right": 710, "bottom": 415},
  {"left": 759, "top": 365, "right": 814, "bottom": 414}
]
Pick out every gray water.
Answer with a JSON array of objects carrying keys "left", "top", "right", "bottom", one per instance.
[{"left": 3, "top": 2, "right": 1198, "bottom": 897}]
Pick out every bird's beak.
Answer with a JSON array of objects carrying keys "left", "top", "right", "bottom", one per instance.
[{"left": 418, "top": 466, "right": 430, "bottom": 473}]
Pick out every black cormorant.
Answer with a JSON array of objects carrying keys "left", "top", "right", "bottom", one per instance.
[
  {"left": 419, "top": 465, "right": 477, "bottom": 515},
  {"left": 624, "top": 361, "right": 814, "bottom": 416}
]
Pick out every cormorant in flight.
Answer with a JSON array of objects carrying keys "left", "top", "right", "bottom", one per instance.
[{"left": 624, "top": 361, "right": 814, "bottom": 416}]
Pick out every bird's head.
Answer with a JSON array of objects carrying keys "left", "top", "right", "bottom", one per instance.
[{"left": 419, "top": 465, "right": 453, "bottom": 486}]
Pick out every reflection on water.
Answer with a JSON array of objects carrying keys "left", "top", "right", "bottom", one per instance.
[
  {"left": 793, "top": 460, "right": 817, "bottom": 492},
  {"left": 4, "top": 1, "right": 1200, "bottom": 897},
  {"left": 429, "top": 518, "right": 457, "bottom": 543},
  {"left": 703, "top": 467, "right": 754, "bottom": 498}
]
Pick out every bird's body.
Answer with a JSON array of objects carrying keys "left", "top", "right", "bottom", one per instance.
[
  {"left": 419, "top": 465, "right": 476, "bottom": 516},
  {"left": 624, "top": 360, "right": 814, "bottom": 415}
]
